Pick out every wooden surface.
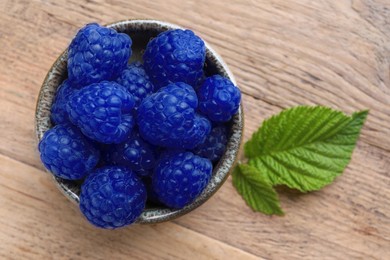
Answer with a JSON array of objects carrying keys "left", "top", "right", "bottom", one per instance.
[{"left": 0, "top": 0, "right": 389, "bottom": 259}]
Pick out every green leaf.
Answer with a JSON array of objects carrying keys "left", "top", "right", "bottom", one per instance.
[
  {"left": 232, "top": 163, "right": 284, "bottom": 215},
  {"left": 244, "top": 106, "right": 368, "bottom": 192}
]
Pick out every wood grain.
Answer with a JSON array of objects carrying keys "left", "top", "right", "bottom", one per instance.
[{"left": 0, "top": 0, "right": 389, "bottom": 259}]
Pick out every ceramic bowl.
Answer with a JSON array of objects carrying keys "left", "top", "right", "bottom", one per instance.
[{"left": 35, "top": 19, "right": 243, "bottom": 224}]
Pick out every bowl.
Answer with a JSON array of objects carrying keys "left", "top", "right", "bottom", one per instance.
[{"left": 35, "top": 19, "right": 243, "bottom": 224}]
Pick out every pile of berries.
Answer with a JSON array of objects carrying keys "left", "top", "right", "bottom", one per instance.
[{"left": 39, "top": 23, "right": 241, "bottom": 229}]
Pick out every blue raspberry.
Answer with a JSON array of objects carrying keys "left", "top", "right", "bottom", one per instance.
[
  {"left": 190, "top": 114, "right": 212, "bottom": 147},
  {"left": 67, "top": 81, "right": 135, "bottom": 144},
  {"left": 103, "top": 129, "right": 157, "bottom": 177},
  {"left": 193, "top": 125, "right": 228, "bottom": 162},
  {"left": 38, "top": 124, "right": 100, "bottom": 180},
  {"left": 143, "top": 29, "right": 206, "bottom": 88},
  {"left": 79, "top": 166, "right": 146, "bottom": 229},
  {"left": 153, "top": 151, "right": 213, "bottom": 209},
  {"left": 68, "top": 23, "right": 132, "bottom": 86},
  {"left": 116, "top": 62, "right": 154, "bottom": 111},
  {"left": 137, "top": 82, "right": 211, "bottom": 149},
  {"left": 198, "top": 75, "right": 241, "bottom": 122},
  {"left": 50, "top": 80, "right": 77, "bottom": 125}
]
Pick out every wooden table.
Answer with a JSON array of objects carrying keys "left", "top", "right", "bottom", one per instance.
[{"left": 1, "top": 0, "right": 389, "bottom": 259}]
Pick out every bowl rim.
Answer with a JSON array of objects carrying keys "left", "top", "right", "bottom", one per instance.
[{"left": 35, "top": 19, "right": 244, "bottom": 224}]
